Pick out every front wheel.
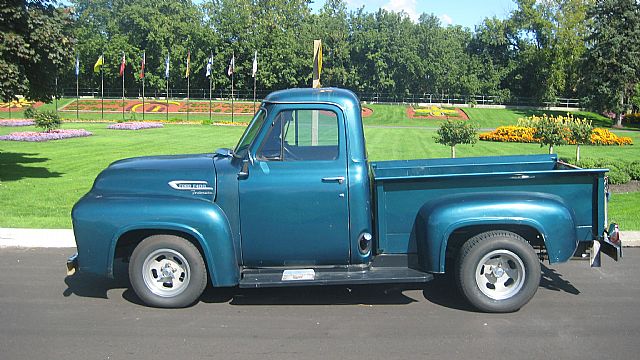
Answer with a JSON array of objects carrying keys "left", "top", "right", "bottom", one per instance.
[
  {"left": 456, "top": 231, "right": 541, "bottom": 313},
  {"left": 129, "top": 235, "right": 207, "bottom": 308}
]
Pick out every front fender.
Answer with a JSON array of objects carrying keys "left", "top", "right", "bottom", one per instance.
[
  {"left": 415, "top": 192, "right": 578, "bottom": 273},
  {"left": 72, "top": 194, "right": 239, "bottom": 286}
]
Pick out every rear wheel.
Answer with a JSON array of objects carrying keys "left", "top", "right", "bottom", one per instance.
[
  {"left": 456, "top": 231, "right": 540, "bottom": 313},
  {"left": 129, "top": 235, "right": 207, "bottom": 308}
]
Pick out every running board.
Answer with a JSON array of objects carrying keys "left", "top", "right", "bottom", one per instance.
[{"left": 239, "top": 266, "right": 433, "bottom": 288}]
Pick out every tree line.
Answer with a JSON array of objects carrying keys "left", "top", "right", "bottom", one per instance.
[{"left": 2, "top": 0, "right": 640, "bottom": 125}]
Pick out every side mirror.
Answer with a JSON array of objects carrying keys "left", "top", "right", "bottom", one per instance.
[{"left": 238, "top": 159, "right": 249, "bottom": 180}]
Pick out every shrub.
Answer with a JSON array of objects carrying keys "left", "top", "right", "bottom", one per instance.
[
  {"left": 625, "top": 113, "right": 640, "bottom": 124},
  {"left": 202, "top": 118, "right": 212, "bottom": 125},
  {"left": 434, "top": 120, "right": 478, "bottom": 158},
  {"left": 627, "top": 161, "right": 640, "bottom": 180},
  {"left": 608, "top": 169, "right": 632, "bottom": 185},
  {"left": 23, "top": 106, "right": 37, "bottom": 119},
  {"left": 34, "top": 110, "right": 61, "bottom": 132},
  {"left": 576, "top": 158, "right": 633, "bottom": 185}
]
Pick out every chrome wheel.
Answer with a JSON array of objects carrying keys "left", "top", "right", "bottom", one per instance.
[
  {"left": 142, "top": 248, "right": 191, "bottom": 298},
  {"left": 474, "top": 249, "right": 525, "bottom": 300}
]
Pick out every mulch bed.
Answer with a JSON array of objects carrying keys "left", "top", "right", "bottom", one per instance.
[
  {"left": 0, "top": 101, "right": 44, "bottom": 112},
  {"left": 60, "top": 99, "right": 256, "bottom": 115},
  {"left": 610, "top": 180, "right": 640, "bottom": 193},
  {"left": 406, "top": 106, "right": 469, "bottom": 120}
]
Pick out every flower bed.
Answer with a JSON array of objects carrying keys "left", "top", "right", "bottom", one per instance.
[
  {"left": 480, "top": 126, "right": 633, "bottom": 145},
  {"left": 0, "top": 119, "right": 35, "bottom": 127},
  {"left": 108, "top": 122, "right": 164, "bottom": 130},
  {"left": 0, "top": 129, "right": 92, "bottom": 142},
  {"left": 479, "top": 126, "right": 537, "bottom": 143},
  {"left": 407, "top": 105, "right": 469, "bottom": 120}
]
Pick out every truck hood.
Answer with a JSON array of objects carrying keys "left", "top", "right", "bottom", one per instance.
[{"left": 91, "top": 154, "right": 216, "bottom": 201}]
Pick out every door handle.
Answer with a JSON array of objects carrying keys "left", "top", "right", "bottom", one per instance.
[{"left": 322, "top": 176, "right": 345, "bottom": 184}]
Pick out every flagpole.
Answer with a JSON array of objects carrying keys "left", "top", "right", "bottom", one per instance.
[
  {"left": 142, "top": 75, "right": 145, "bottom": 121},
  {"left": 187, "top": 75, "right": 190, "bottom": 123},
  {"left": 166, "top": 78, "right": 169, "bottom": 122},
  {"left": 231, "top": 52, "right": 234, "bottom": 124},
  {"left": 253, "top": 74, "right": 257, "bottom": 114},
  {"left": 209, "top": 73, "right": 212, "bottom": 123},
  {"left": 55, "top": 76, "right": 58, "bottom": 115},
  {"left": 122, "top": 70, "right": 125, "bottom": 121},
  {"left": 76, "top": 65, "right": 79, "bottom": 121},
  {"left": 101, "top": 66, "right": 104, "bottom": 120}
]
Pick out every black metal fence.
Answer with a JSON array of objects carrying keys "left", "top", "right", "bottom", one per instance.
[{"left": 59, "top": 88, "right": 581, "bottom": 108}]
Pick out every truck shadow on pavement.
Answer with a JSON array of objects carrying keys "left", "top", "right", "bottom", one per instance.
[{"left": 63, "top": 262, "right": 579, "bottom": 309}]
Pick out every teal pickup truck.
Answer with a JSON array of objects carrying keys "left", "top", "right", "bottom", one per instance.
[{"left": 68, "top": 88, "right": 621, "bottom": 312}]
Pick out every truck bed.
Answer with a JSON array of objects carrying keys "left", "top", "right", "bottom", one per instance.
[{"left": 371, "top": 154, "right": 608, "bottom": 255}]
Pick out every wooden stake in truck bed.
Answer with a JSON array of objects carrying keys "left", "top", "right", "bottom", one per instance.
[{"left": 68, "top": 88, "right": 622, "bottom": 312}]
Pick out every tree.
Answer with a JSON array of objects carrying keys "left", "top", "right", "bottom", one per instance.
[
  {"left": 434, "top": 120, "right": 478, "bottom": 158},
  {"left": 0, "top": 0, "right": 74, "bottom": 102},
  {"left": 521, "top": 114, "right": 569, "bottom": 154},
  {"left": 567, "top": 116, "right": 593, "bottom": 162},
  {"left": 583, "top": 0, "right": 640, "bottom": 127}
]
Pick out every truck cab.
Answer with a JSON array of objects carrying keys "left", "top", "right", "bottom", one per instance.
[{"left": 69, "top": 88, "right": 621, "bottom": 312}]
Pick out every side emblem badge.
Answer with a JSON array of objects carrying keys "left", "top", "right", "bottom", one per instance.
[{"left": 168, "top": 180, "right": 214, "bottom": 192}]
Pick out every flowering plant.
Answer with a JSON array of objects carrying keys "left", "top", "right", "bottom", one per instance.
[
  {"left": 107, "top": 122, "right": 164, "bottom": 130},
  {"left": 0, "top": 129, "right": 92, "bottom": 142},
  {"left": 0, "top": 119, "right": 35, "bottom": 127}
]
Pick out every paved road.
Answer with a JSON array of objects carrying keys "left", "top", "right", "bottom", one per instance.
[{"left": 1, "top": 248, "right": 638, "bottom": 360}]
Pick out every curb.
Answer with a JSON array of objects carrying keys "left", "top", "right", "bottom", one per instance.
[{"left": 1, "top": 228, "right": 640, "bottom": 249}]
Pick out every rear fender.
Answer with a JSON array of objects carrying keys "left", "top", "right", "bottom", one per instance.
[{"left": 415, "top": 193, "right": 578, "bottom": 273}]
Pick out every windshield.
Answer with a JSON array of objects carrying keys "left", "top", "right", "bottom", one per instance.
[{"left": 234, "top": 108, "right": 267, "bottom": 158}]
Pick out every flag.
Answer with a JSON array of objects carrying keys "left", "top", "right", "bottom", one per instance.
[
  {"left": 252, "top": 51, "right": 258, "bottom": 78},
  {"left": 139, "top": 51, "right": 145, "bottom": 79},
  {"left": 205, "top": 54, "right": 212, "bottom": 78},
  {"left": 119, "top": 53, "right": 126, "bottom": 77},
  {"left": 185, "top": 51, "right": 190, "bottom": 78},
  {"left": 75, "top": 55, "right": 80, "bottom": 76},
  {"left": 93, "top": 55, "right": 104, "bottom": 73},
  {"left": 165, "top": 53, "right": 170, "bottom": 79},
  {"left": 227, "top": 53, "right": 235, "bottom": 76}
]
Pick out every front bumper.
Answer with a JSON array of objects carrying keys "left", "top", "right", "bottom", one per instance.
[{"left": 66, "top": 253, "right": 78, "bottom": 276}]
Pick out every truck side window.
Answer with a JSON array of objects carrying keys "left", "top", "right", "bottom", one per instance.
[{"left": 257, "top": 109, "right": 339, "bottom": 161}]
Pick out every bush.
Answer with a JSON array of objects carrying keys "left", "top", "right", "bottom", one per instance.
[
  {"left": 627, "top": 161, "right": 640, "bottom": 180},
  {"left": 23, "top": 107, "right": 37, "bottom": 119},
  {"left": 625, "top": 113, "right": 640, "bottom": 124},
  {"left": 34, "top": 110, "right": 61, "bottom": 132},
  {"left": 575, "top": 158, "right": 634, "bottom": 185},
  {"left": 608, "top": 169, "right": 632, "bottom": 185}
]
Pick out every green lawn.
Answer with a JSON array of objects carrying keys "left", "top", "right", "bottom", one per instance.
[{"left": 1, "top": 107, "right": 639, "bottom": 230}]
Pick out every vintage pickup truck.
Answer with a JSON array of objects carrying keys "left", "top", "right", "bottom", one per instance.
[{"left": 68, "top": 88, "right": 621, "bottom": 312}]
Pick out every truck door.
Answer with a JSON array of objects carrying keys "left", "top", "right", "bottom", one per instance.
[{"left": 238, "top": 104, "right": 350, "bottom": 266}]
